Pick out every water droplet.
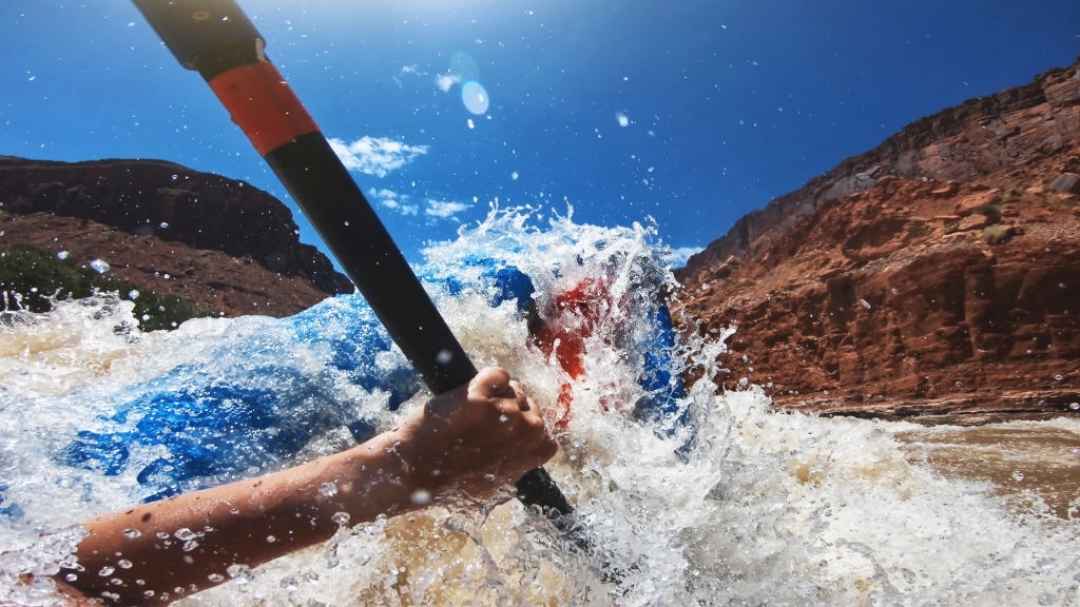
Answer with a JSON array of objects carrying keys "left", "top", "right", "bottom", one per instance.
[
  {"left": 98, "top": 566, "right": 115, "bottom": 577},
  {"left": 117, "top": 559, "right": 133, "bottom": 569},
  {"left": 331, "top": 511, "right": 351, "bottom": 526},
  {"left": 227, "top": 563, "right": 253, "bottom": 583},
  {"left": 155, "top": 531, "right": 169, "bottom": 540},
  {"left": 56, "top": 250, "right": 69, "bottom": 260},
  {"left": 1054, "top": 374, "right": 1064, "bottom": 382},
  {"left": 170, "top": 174, "right": 179, "bottom": 181},
  {"left": 511, "top": 171, "right": 520, "bottom": 181},
  {"left": 159, "top": 222, "right": 170, "bottom": 229},
  {"left": 411, "top": 489, "right": 432, "bottom": 505},
  {"left": 143, "top": 590, "right": 155, "bottom": 598},
  {"left": 183, "top": 555, "right": 194, "bottom": 564},
  {"left": 319, "top": 481, "right": 338, "bottom": 498},
  {"left": 65, "top": 573, "right": 77, "bottom": 582},
  {"left": 135, "top": 579, "right": 145, "bottom": 586},
  {"left": 436, "top": 349, "right": 453, "bottom": 365},
  {"left": 89, "top": 259, "right": 111, "bottom": 274},
  {"left": 207, "top": 573, "right": 225, "bottom": 583},
  {"left": 498, "top": 414, "right": 509, "bottom": 423},
  {"left": 182, "top": 540, "right": 199, "bottom": 552},
  {"left": 1070, "top": 402, "right": 1079, "bottom": 411},
  {"left": 128, "top": 289, "right": 140, "bottom": 300},
  {"left": 467, "top": 118, "right": 475, "bottom": 129},
  {"left": 616, "top": 112, "right": 630, "bottom": 127},
  {"left": 122, "top": 528, "right": 141, "bottom": 539},
  {"left": 266, "top": 535, "right": 277, "bottom": 543}
]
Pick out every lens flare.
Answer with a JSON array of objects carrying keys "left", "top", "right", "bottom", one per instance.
[{"left": 461, "top": 81, "right": 490, "bottom": 115}]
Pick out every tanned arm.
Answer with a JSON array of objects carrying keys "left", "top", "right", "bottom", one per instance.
[{"left": 57, "top": 367, "right": 557, "bottom": 605}]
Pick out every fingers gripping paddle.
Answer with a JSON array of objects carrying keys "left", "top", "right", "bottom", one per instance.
[{"left": 131, "top": 0, "right": 585, "bottom": 551}]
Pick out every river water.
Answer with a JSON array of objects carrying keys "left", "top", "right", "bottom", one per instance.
[{"left": 1, "top": 209, "right": 1077, "bottom": 606}]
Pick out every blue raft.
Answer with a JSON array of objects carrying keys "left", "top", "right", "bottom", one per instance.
[{"left": 54, "top": 261, "right": 687, "bottom": 504}]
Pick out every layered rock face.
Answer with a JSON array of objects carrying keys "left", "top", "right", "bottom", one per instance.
[
  {"left": 0, "top": 157, "right": 351, "bottom": 317},
  {"left": 675, "top": 57, "right": 1080, "bottom": 424}
]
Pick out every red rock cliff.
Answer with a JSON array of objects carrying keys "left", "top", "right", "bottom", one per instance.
[
  {"left": 0, "top": 157, "right": 352, "bottom": 317},
  {"left": 675, "top": 57, "right": 1080, "bottom": 424}
]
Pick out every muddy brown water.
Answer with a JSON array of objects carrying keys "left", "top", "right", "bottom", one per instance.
[{"left": 897, "top": 422, "right": 1080, "bottom": 519}]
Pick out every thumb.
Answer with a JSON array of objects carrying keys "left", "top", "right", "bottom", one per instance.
[{"left": 469, "top": 367, "right": 514, "bottom": 400}]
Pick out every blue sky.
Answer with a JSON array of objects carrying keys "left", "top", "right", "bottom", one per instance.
[{"left": 2, "top": 1, "right": 1078, "bottom": 264}]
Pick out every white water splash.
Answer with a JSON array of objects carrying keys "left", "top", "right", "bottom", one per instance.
[{"left": 0, "top": 208, "right": 1077, "bottom": 605}]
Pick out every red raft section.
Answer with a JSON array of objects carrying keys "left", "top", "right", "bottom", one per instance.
[{"left": 529, "top": 278, "right": 611, "bottom": 428}]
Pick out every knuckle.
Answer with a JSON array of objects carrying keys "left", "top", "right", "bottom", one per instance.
[
  {"left": 471, "top": 367, "right": 512, "bottom": 396},
  {"left": 485, "top": 366, "right": 511, "bottom": 385},
  {"left": 494, "top": 398, "right": 519, "bottom": 416},
  {"left": 524, "top": 414, "right": 545, "bottom": 430},
  {"left": 509, "top": 379, "right": 528, "bottom": 397}
]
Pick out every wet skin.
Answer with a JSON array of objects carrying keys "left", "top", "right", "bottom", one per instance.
[{"left": 56, "top": 367, "right": 557, "bottom": 605}]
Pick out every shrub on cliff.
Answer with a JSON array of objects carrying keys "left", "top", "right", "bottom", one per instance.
[{"left": 0, "top": 246, "right": 206, "bottom": 331}]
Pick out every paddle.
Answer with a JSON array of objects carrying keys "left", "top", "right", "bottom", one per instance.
[{"left": 130, "top": 0, "right": 585, "bottom": 548}]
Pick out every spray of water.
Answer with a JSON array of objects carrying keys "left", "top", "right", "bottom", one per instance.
[{"left": 0, "top": 207, "right": 1077, "bottom": 605}]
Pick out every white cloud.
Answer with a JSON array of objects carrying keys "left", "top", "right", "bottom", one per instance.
[
  {"left": 329, "top": 136, "right": 429, "bottom": 178},
  {"left": 368, "top": 188, "right": 418, "bottom": 216},
  {"left": 424, "top": 198, "right": 472, "bottom": 219},
  {"left": 435, "top": 72, "right": 461, "bottom": 92},
  {"left": 663, "top": 245, "right": 705, "bottom": 267},
  {"left": 367, "top": 188, "right": 472, "bottom": 221}
]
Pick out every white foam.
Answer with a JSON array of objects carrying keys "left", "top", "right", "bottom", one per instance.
[{"left": 0, "top": 208, "right": 1076, "bottom": 605}]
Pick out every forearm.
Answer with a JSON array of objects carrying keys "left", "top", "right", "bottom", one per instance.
[
  {"left": 55, "top": 367, "right": 558, "bottom": 605},
  {"left": 60, "top": 428, "right": 419, "bottom": 604}
]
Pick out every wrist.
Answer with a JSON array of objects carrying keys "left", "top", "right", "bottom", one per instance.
[{"left": 324, "top": 427, "right": 423, "bottom": 521}]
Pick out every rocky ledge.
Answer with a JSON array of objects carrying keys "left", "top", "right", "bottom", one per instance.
[
  {"left": 0, "top": 157, "right": 351, "bottom": 319},
  {"left": 675, "top": 57, "right": 1080, "bottom": 425}
]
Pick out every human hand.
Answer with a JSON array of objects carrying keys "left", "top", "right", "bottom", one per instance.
[
  {"left": 56, "top": 368, "right": 557, "bottom": 605},
  {"left": 392, "top": 367, "right": 558, "bottom": 502}
]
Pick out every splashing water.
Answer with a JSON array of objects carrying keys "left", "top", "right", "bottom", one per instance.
[{"left": 0, "top": 207, "right": 1077, "bottom": 605}]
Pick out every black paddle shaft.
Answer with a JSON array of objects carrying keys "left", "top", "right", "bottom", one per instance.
[{"left": 131, "top": 0, "right": 573, "bottom": 523}]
